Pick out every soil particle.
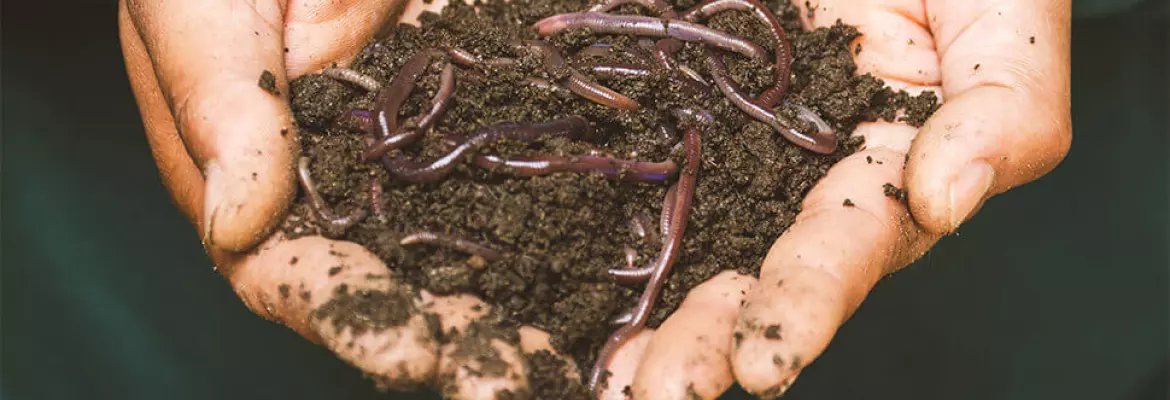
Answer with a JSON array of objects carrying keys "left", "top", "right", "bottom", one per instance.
[
  {"left": 285, "top": 0, "right": 939, "bottom": 390},
  {"left": 764, "top": 324, "right": 782, "bottom": 340},
  {"left": 278, "top": 284, "right": 291, "bottom": 299},
  {"left": 259, "top": 70, "right": 280, "bottom": 95},
  {"left": 312, "top": 279, "right": 417, "bottom": 336},
  {"left": 883, "top": 183, "right": 908, "bottom": 202},
  {"left": 843, "top": 198, "right": 855, "bottom": 207}
]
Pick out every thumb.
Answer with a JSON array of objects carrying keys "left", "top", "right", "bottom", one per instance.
[
  {"left": 125, "top": 0, "right": 297, "bottom": 251},
  {"left": 907, "top": 0, "right": 1073, "bottom": 234}
]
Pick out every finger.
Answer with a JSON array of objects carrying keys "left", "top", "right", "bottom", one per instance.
[
  {"left": 799, "top": 0, "right": 942, "bottom": 92},
  {"left": 732, "top": 144, "right": 942, "bottom": 398},
  {"left": 227, "top": 234, "right": 440, "bottom": 389},
  {"left": 126, "top": 0, "right": 297, "bottom": 251},
  {"left": 119, "top": 0, "right": 204, "bottom": 226},
  {"left": 598, "top": 330, "right": 654, "bottom": 400},
  {"left": 907, "top": 0, "right": 1072, "bottom": 233},
  {"left": 420, "top": 293, "right": 582, "bottom": 399},
  {"left": 284, "top": 0, "right": 404, "bottom": 77},
  {"left": 628, "top": 271, "right": 755, "bottom": 400},
  {"left": 416, "top": 293, "right": 533, "bottom": 399},
  {"left": 518, "top": 327, "right": 582, "bottom": 382}
]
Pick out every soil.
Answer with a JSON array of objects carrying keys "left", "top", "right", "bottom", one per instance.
[{"left": 284, "top": 0, "right": 938, "bottom": 397}]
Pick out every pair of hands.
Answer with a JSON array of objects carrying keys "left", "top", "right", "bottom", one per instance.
[{"left": 119, "top": 0, "right": 1071, "bottom": 398}]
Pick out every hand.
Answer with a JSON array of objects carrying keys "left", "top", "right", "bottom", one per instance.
[
  {"left": 727, "top": 0, "right": 1072, "bottom": 398},
  {"left": 119, "top": 0, "right": 586, "bottom": 398}
]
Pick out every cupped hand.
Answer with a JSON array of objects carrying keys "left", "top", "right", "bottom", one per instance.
[
  {"left": 725, "top": 0, "right": 1072, "bottom": 398},
  {"left": 119, "top": 0, "right": 591, "bottom": 398}
]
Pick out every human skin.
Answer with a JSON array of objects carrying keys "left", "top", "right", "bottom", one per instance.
[{"left": 119, "top": 0, "right": 1070, "bottom": 399}]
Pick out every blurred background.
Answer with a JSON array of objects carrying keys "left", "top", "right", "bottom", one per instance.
[{"left": 2, "top": 0, "right": 1167, "bottom": 399}]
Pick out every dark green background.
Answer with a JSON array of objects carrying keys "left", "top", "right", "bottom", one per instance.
[{"left": 3, "top": 1, "right": 1167, "bottom": 399}]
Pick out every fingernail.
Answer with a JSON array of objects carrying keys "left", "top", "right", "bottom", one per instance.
[{"left": 948, "top": 161, "right": 995, "bottom": 230}]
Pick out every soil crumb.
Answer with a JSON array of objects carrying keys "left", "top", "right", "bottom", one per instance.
[
  {"left": 259, "top": 70, "right": 280, "bottom": 95},
  {"left": 285, "top": 0, "right": 938, "bottom": 393}
]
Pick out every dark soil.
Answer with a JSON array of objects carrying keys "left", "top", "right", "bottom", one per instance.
[{"left": 285, "top": 0, "right": 938, "bottom": 396}]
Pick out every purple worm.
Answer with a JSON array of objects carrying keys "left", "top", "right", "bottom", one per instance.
[
  {"left": 588, "top": 121, "right": 704, "bottom": 392},
  {"left": 400, "top": 231, "right": 503, "bottom": 261},
  {"left": 682, "top": 0, "right": 792, "bottom": 107},
  {"left": 520, "top": 40, "right": 641, "bottom": 110},
  {"left": 374, "top": 48, "right": 444, "bottom": 137},
  {"left": 532, "top": 12, "right": 768, "bottom": 61},
  {"left": 297, "top": 157, "right": 367, "bottom": 236},
  {"left": 704, "top": 47, "right": 837, "bottom": 154},
  {"left": 473, "top": 154, "right": 678, "bottom": 183},
  {"left": 364, "top": 61, "right": 458, "bottom": 161},
  {"left": 382, "top": 115, "right": 593, "bottom": 183}
]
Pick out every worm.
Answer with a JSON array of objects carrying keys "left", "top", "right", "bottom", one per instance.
[
  {"left": 704, "top": 47, "right": 837, "bottom": 154},
  {"left": 296, "top": 157, "right": 367, "bottom": 236},
  {"left": 682, "top": 0, "right": 791, "bottom": 107},
  {"left": 382, "top": 116, "right": 593, "bottom": 183},
  {"left": 374, "top": 48, "right": 444, "bottom": 137},
  {"left": 364, "top": 62, "right": 458, "bottom": 161},
  {"left": 587, "top": 63, "right": 655, "bottom": 78},
  {"left": 522, "top": 77, "right": 577, "bottom": 98},
  {"left": 520, "top": 40, "right": 641, "bottom": 110},
  {"left": 322, "top": 67, "right": 381, "bottom": 92},
  {"left": 589, "top": 121, "right": 703, "bottom": 392},
  {"left": 400, "top": 231, "right": 504, "bottom": 261},
  {"left": 532, "top": 12, "right": 768, "bottom": 61},
  {"left": 445, "top": 47, "right": 518, "bottom": 69},
  {"left": 473, "top": 154, "right": 678, "bottom": 183}
]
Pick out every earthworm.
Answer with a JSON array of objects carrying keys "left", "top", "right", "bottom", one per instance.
[
  {"left": 364, "top": 62, "right": 458, "bottom": 161},
  {"left": 589, "top": 122, "right": 703, "bottom": 391},
  {"left": 400, "top": 231, "right": 503, "bottom": 261},
  {"left": 296, "top": 157, "right": 367, "bottom": 236},
  {"left": 445, "top": 47, "right": 517, "bottom": 69},
  {"left": 383, "top": 116, "right": 593, "bottom": 183},
  {"left": 363, "top": 137, "right": 389, "bottom": 223},
  {"left": 473, "top": 154, "right": 678, "bottom": 183},
  {"left": 369, "top": 176, "right": 387, "bottom": 223},
  {"left": 520, "top": 40, "right": 641, "bottom": 110},
  {"left": 587, "top": 63, "right": 654, "bottom": 78},
  {"left": 659, "top": 183, "right": 678, "bottom": 238},
  {"left": 682, "top": 0, "right": 791, "bottom": 106},
  {"left": 374, "top": 48, "right": 444, "bottom": 136},
  {"left": 323, "top": 67, "right": 381, "bottom": 92},
  {"left": 704, "top": 47, "right": 837, "bottom": 154},
  {"left": 652, "top": 38, "right": 684, "bottom": 70},
  {"left": 532, "top": 12, "right": 768, "bottom": 61},
  {"left": 522, "top": 77, "right": 576, "bottom": 98}
]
